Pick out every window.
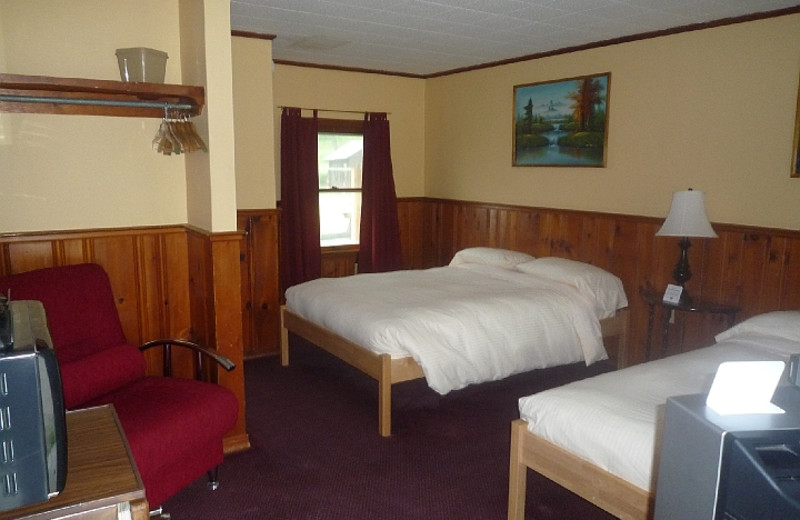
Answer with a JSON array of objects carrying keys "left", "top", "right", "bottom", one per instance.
[{"left": 318, "top": 119, "right": 363, "bottom": 247}]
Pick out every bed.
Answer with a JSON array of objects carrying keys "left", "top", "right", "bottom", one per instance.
[
  {"left": 507, "top": 310, "right": 800, "bottom": 520},
  {"left": 280, "top": 247, "right": 630, "bottom": 436}
]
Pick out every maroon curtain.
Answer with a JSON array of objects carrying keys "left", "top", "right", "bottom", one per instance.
[
  {"left": 280, "top": 107, "right": 321, "bottom": 293},
  {"left": 359, "top": 112, "right": 402, "bottom": 273}
]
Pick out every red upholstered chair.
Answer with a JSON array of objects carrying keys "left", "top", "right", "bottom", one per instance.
[{"left": 0, "top": 263, "right": 239, "bottom": 509}]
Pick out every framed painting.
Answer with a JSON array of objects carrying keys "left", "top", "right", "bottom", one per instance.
[
  {"left": 792, "top": 72, "right": 800, "bottom": 178},
  {"left": 513, "top": 73, "right": 610, "bottom": 167}
]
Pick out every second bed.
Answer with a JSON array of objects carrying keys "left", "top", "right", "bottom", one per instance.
[{"left": 508, "top": 310, "right": 800, "bottom": 519}]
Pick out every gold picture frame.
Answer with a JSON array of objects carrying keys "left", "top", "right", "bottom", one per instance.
[
  {"left": 793, "top": 71, "right": 800, "bottom": 178},
  {"left": 513, "top": 73, "right": 610, "bottom": 167}
]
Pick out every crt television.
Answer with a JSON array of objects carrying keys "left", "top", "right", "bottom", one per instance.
[{"left": 0, "top": 294, "right": 67, "bottom": 512}]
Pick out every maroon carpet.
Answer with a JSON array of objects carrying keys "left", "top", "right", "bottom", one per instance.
[{"left": 163, "top": 339, "right": 618, "bottom": 519}]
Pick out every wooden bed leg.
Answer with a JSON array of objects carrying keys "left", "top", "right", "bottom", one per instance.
[
  {"left": 508, "top": 420, "right": 528, "bottom": 520},
  {"left": 378, "top": 354, "right": 392, "bottom": 437},
  {"left": 280, "top": 306, "right": 290, "bottom": 366}
]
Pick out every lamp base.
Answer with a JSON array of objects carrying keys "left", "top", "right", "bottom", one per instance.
[{"left": 671, "top": 237, "right": 693, "bottom": 287}]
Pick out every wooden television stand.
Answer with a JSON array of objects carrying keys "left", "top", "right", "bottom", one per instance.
[{"left": 0, "top": 405, "right": 148, "bottom": 520}]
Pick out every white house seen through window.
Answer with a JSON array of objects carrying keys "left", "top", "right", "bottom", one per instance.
[{"left": 318, "top": 126, "right": 362, "bottom": 247}]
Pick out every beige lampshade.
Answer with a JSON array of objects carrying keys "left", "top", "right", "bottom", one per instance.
[{"left": 656, "top": 189, "right": 717, "bottom": 238}]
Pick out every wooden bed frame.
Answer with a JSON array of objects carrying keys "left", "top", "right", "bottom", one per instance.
[
  {"left": 281, "top": 306, "right": 630, "bottom": 437},
  {"left": 507, "top": 418, "right": 653, "bottom": 520}
]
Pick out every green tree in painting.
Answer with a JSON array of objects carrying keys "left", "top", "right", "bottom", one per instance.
[
  {"left": 515, "top": 97, "right": 550, "bottom": 149},
  {"left": 521, "top": 97, "right": 534, "bottom": 134}
]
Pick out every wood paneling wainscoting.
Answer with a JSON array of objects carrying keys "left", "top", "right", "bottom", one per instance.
[
  {"left": 185, "top": 226, "right": 249, "bottom": 452},
  {"left": 2, "top": 205, "right": 794, "bottom": 415},
  {"left": 321, "top": 245, "right": 359, "bottom": 278},
  {"left": 238, "top": 210, "right": 281, "bottom": 359},
  {"left": 0, "top": 225, "right": 250, "bottom": 453},
  {"left": 398, "top": 198, "right": 800, "bottom": 366},
  {"left": 236, "top": 200, "right": 800, "bottom": 368},
  {"left": 236, "top": 209, "right": 359, "bottom": 359}
]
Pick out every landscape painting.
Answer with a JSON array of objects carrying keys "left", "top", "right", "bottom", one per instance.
[{"left": 513, "top": 73, "right": 610, "bottom": 167}]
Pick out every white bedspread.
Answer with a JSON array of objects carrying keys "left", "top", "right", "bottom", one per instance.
[
  {"left": 518, "top": 334, "right": 800, "bottom": 491},
  {"left": 285, "top": 264, "right": 610, "bottom": 394}
]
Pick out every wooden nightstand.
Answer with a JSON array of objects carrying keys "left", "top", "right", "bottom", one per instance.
[
  {"left": 1, "top": 405, "right": 148, "bottom": 520},
  {"left": 640, "top": 288, "right": 740, "bottom": 361}
]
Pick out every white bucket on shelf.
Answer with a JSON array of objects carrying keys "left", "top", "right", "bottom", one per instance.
[{"left": 115, "top": 47, "right": 168, "bottom": 83}]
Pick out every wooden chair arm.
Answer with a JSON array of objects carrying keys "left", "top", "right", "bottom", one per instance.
[{"left": 139, "top": 339, "right": 235, "bottom": 379}]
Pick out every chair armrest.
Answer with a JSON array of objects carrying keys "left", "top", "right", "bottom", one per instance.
[{"left": 139, "top": 338, "right": 235, "bottom": 379}]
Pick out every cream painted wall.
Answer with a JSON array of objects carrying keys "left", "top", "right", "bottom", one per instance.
[
  {"left": 425, "top": 14, "right": 800, "bottom": 230},
  {"left": 271, "top": 65, "right": 426, "bottom": 199},
  {"left": 181, "top": 0, "right": 237, "bottom": 232},
  {"left": 3, "top": 6, "right": 797, "bottom": 233},
  {"left": 179, "top": 0, "right": 213, "bottom": 232},
  {"left": 1, "top": 0, "right": 239, "bottom": 234},
  {"left": 232, "top": 37, "right": 275, "bottom": 209},
  {"left": 0, "top": 6, "right": 7, "bottom": 71},
  {"left": 0, "top": 0, "right": 187, "bottom": 233}
]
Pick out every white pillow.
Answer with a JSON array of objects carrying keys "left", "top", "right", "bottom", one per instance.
[
  {"left": 515, "top": 257, "right": 628, "bottom": 319},
  {"left": 715, "top": 311, "right": 800, "bottom": 344},
  {"left": 449, "top": 247, "right": 534, "bottom": 269}
]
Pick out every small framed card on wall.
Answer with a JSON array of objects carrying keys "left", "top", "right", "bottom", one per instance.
[{"left": 793, "top": 71, "right": 800, "bottom": 178}]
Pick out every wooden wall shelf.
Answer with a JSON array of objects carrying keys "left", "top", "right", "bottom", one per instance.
[{"left": 0, "top": 73, "right": 204, "bottom": 118}]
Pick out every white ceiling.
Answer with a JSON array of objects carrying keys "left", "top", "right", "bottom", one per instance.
[{"left": 230, "top": 0, "right": 800, "bottom": 76}]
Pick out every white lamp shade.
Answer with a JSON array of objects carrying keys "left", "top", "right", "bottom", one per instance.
[{"left": 656, "top": 190, "right": 717, "bottom": 238}]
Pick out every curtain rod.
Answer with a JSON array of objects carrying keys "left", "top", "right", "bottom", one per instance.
[
  {"left": 278, "top": 106, "right": 390, "bottom": 115},
  {"left": 0, "top": 94, "right": 195, "bottom": 112}
]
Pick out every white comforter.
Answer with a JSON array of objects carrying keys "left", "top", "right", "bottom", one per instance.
[
  {"left": 518, "top": 331, "right": 800, "bottom": 491},
  {"left": 285, "top": 264, "right": 609, "bottom": 394}
]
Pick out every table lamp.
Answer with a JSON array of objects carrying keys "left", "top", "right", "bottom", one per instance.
[{"left": 656, "top": 189, "right": 717, "bottom": 303}]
